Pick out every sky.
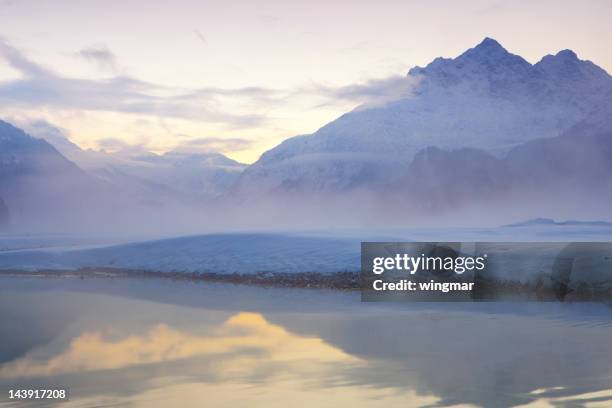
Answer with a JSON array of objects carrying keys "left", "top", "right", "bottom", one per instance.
[{"left": 0, "top": 0, "right": 610, "bottom": 164}]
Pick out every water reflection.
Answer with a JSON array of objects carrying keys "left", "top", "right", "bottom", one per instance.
[
  {"left": 0, "top": 278, "right": 612, "bottom": 407},
  {"left": 0, "top": 312, "right": 358, "bottom": 379}
]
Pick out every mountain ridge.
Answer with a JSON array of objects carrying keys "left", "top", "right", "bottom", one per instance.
[
  {"left": 235, "top": 38, "right": 612, "bottom": 199},
  {"left": 1, "top": 37, "right": 611, "bottom": 229},
  {"left": 21, "top": 122, "right": 247, "bottom": 203},
  {"left": 0, "top": 119, "right": 123, "bottom": 230}
]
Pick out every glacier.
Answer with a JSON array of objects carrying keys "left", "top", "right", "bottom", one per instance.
[{"left": 2, "top": 225, "right": 612, "bottom": 281}]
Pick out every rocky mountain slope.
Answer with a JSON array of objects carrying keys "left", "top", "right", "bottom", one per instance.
[{"left": 391, "top": 104, "right": 612, "bottom": 216}]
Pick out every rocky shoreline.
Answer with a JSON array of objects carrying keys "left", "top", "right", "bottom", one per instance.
[
  {"left": 0, "top": 267, "right": 361, "bottom": 290},
  {"left": 2, "top": 267, "right": 612, "bottom": 301}
]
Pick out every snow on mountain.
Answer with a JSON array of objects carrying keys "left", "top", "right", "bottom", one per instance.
[
  {"left": 112, "top": 151, "right": 246, "bottom": 202},
  {"left": 236, "top": 38, "right": 612, "bottom": 194},
  {"left": 24, "top": 123, "right": 246, "bottom": 204},
  {"left": 0, "top": 119, "right": 253, "bottom": 233},
  {"left": 0, "top": 120, "right": 82, "bottom": 177},
  {"left": 0, "top": 120, "right": 120, "bottom": 230},
  {"left": 80, "top": 149, "right": 246, "bottom": 205}
]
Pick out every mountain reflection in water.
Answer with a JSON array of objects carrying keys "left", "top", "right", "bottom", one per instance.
[{"left": 1, "top": 277, "right": 612, "bottom": 408}]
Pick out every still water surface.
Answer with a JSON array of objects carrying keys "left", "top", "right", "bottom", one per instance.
[{"left": 1, "top": 277, "right": 612, "bottom": 407}]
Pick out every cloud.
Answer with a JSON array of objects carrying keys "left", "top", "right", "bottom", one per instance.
[
  {"left": 0, "top": 37, "right": 421, "bottom": 145},
  {"left": 194, "top": 29, "right": 208, "bottom": 45},
  {"left": 3, "top": 116, "right": 83, "bottom": 155},
  {"left": 75, "top": 45, "right": 118, "bottom": 73},
  {"left": 174, "top": 136, "right": 255, "bottom": 153},
  {"left": 94, "top": 135, "right": 254, "bottom": 156},
  {"left": 96, "top": 137, "right": 151, "bottom": 155},
  {"left": 0, "top": 38, "right": 274, "bottom": 127},
  {"left": 312, "top": 74, "right": 421, "bottom": 109},
  {"left": 0, "top": 37, "right": 48, "bottom": 77},
  {"left": 21, "top": 118, "right": 76, "bottom": 147}
]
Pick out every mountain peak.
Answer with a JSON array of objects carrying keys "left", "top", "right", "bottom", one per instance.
[
  {"left": 477, "top": 37, "right": 504, "bottom": 50},
  {"left": 555, "top": 49, "right": 578, "bottom": 60},
  {"left": 458, "top": 37, "right": 520, "bottom": 63},
  {"left": 409, "top": 37, "right": 531, "bottom": 80},
  {"left": 535, "top": 49, "right": 611, "bottom": 81}
]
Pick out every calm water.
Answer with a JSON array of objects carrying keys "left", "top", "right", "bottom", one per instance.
[{"left": 1, "top": 277, "right": 612, "bottom": 407}]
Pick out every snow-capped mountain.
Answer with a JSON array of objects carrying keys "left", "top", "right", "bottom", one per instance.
[
  {"left": 236, "top": 38, "right": 612, "bottom": 195},
  {"left": 0, "top": 120, "right": 119, "bottom": 230},
  {"left": 25, "top": 124, "right": 246, "bottom": 204},
  {"left": 0, "top": 120, "right": 248, "bottom": 231},
  {"left": 92, "top": 150, "right": 245, "bottom": 203},
  {"left": 0, "top": 120, "right": 83, "bottom": 179},
  {"left": 2, "top": 38, "right": 610, "bottom": 230}
]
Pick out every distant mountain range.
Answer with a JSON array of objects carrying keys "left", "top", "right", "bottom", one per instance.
[
  {"left": 27, "top": 124, "right": 246, "bottom": 204},
  {"left": 1, "top": 38, "right": 611, "bottom": 231},
  {"left": 504, "top": 218, "right": 612, "bottom": 228},
  {"left": 0, "top": 120, "right": 244, "bottom": 231}
]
